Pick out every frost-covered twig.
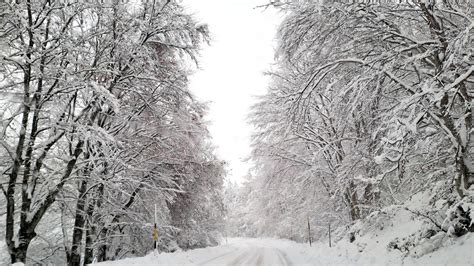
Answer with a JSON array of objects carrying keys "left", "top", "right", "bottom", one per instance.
[{"left": 404, "top": 207, "right": 447, "bottom": 232}]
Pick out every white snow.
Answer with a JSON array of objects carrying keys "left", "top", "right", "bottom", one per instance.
[
  {"left": 92, "top": 238, "right": 305, "bottom": 266},
  {"left": 92, "top": 190, "right": 474, "bottom": 266},
  {"left": 0, "top": 240, "right": 8, "bottom": 265},
  {"left": 92, "top": 234, "right": 474, "bottom": 266}
]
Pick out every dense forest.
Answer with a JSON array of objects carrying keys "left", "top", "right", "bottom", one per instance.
[
  {"left": 1, "top": 0, "right": 473, "bottom": 265},
  {"left": 0, "top": 0, "right": 225, "bottom": 265},
  {"left": 227, "top": 0, "right": 474, "bottom": 249}
]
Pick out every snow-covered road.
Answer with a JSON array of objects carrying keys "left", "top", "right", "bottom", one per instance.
[
  {"left": 195, "top": 244, "right": 292, "bottom": 266},
  {"left": 93, "top": 238, "right": 309, "bottom": 266},
  {"left": 93, "top": 234, "right": 474, "bottom": 266}
]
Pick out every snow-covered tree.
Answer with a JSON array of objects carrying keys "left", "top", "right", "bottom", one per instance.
[
  {"left": 0, "top": 0, "right": 224, "bottom": 264},
  {"left": 246, "top": 0, "right": 473, "bottom": 241}
]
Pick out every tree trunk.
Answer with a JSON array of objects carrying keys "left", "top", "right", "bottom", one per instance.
[
  {"left": 95, "top": 182, "right": 144, "bottom": 262},
  {"left": 11, "top": 248, "right": 28, "bottom": 264},
  {"left": 454, "top": 148, "right": 471, "bottom": 198},
  {"left": 95, "top": 183, "right": 108, "bottom": 262},
  {"left": 345, "top": 181, "right": 360, "bottom": 221},
  {"left": 84, "top": 223, "right": 94, "bottom": 265},
  {"left": 6, "top": 139, "right": 84, "bottom": 264},
  {"left": 69, "top": 178, "right": 89, "bottom": 266},
  {"left": 9, "top": 230, "right": 36, "bottom": 264},
  {"left": 96, "top": 227, "right": 108, "bottom": 262},
  {"left": 84, "top": 194, "right": 97, "bottom": 265}
]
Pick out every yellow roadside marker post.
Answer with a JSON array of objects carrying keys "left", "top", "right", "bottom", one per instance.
[
  {"left": 153, "top": 223, "right": 158, "bottom": 250},
  {"left": 153, "top": 204, "right": 158, "bottom": 253}
]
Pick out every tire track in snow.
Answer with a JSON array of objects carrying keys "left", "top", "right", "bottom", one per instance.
[
  {"left": 196, "top": 249, "right": 240, "bottom": 266},
  {"left": 228, "top": 248, "right": 259, "bottom": 266},
  {"left": 275, "top": 248, "right": 293, "bottom": 266},
  {"left": 197, "top": 244, "right": 292, "bottom": 266},
  {"left": 254, "top": 249, "right": 264, "bottom": 266}
]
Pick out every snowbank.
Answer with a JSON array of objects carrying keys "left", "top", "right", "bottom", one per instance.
[
  {"left": 92, "top": 189, "right": 474, "bottom": 265},
  {"left": 92, "top": 234, "right": 473, "bottom": 265}
]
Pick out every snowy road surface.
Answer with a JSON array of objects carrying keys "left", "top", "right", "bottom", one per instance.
[
  {"left": 94, "top": 238, "right": 309, "bottom": 266},
  {"left": 194, "top": 244, "right": 292, "bottom": 266},
  {"left": 93, "top": 235, "right": 474, "bottom": 266}
]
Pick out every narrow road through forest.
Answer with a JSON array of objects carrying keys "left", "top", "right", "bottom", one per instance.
[
  {"left": 94, "top": 238, "right": 312, "bottom": 266},
  {"left": 93, "top": 235, "right": 474, "bottom": 266},
  {"left": 196, "top": 244, "right": 293, "bottom": 266}
]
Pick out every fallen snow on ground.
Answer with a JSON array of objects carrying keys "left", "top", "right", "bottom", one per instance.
[
  {"left": 302, "top": 231, "right": 473, "bottom": 266},
  {"left": 93, "top": 234, "right": 473, "bottom": 266},
  {"left": 93, "top": 238, "right": 305, "bottom": 266}
]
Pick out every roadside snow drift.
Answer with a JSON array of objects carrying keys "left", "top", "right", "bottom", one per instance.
[{"left": 92, "top": 235, "right": 473, "bottom": 266}]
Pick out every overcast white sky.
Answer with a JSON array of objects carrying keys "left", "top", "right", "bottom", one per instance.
[{"left": 182, "top": 1, "right": 282, "bottom": 183}]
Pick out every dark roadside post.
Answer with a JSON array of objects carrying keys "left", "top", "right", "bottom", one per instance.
[
  {"left": 153, "top": 204, "right": 158, "bottom": 252},
  {"left": 328, "top": 223, "right": 332, "bottom": 248},
  {"left": 307, "top": 216, "right": 312, "bottom": 247}
]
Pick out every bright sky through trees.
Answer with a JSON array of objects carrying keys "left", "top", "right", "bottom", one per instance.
[
  {"left": 183, "top": 0, "right": 282, "bottom": 183},
  {"left": 2, "top": 1, "right": 473, "bottom": 265}
]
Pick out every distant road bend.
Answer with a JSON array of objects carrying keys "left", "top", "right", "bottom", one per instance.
[
  {"left": 197, "top": 243, "right": 293, "bottom": 266},
  {"left": 93, "top": 238, "right": 311, "bottom": 266}
]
